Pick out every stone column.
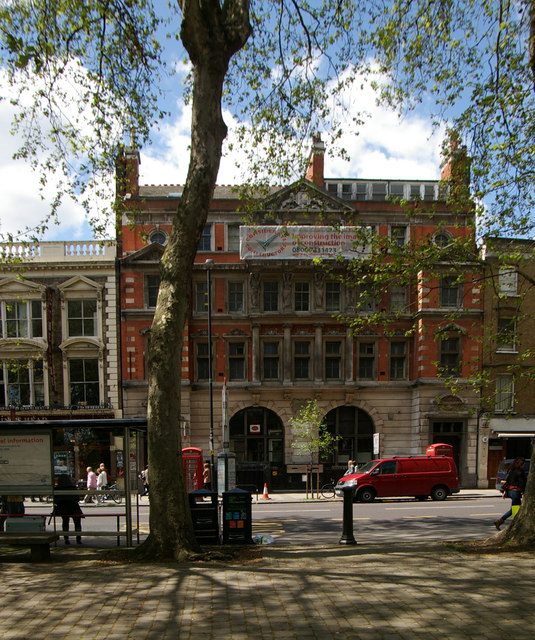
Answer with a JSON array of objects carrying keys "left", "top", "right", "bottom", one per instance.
[
  {"left": 314, "top": 323, "right": 323, "bottom": 383},
  {"left": 251, "top": 323, "right": 260, "bottom": 383},
  {"left": 283, "top": 323, "right": 292, "bottom": 384},
  {"left": 345, "top": 326, "right": 354, "bottom": 383}
]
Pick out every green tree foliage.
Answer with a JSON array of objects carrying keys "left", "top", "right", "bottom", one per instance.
[
  {"left": 355, "top": 0, "right": 535, "bottom": 547},
  {"left": 289, "top": 399, "right": 340, "bottom": 465},
  {"left": 0, "top": 0, "right": 369, "bottom": 559},
  {"left": 363, "top": 0, "right": 535, "bottom": 238}
]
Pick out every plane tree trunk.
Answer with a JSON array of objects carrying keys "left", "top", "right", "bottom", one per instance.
[
  {"left": 495, "top": 448, "right": 535, "bottom": 546},
  {"left": 137, "top": 0, "right": 251, "bottom": 561}
]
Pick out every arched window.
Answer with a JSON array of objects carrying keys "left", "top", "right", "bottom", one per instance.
[
  {"left": 324, "top": 406, "right": 374, "bottom": 466},
  {"left": 229, "top": 406, "right": 284, "bottom": 464}
]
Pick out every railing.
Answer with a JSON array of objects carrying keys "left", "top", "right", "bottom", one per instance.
[{"left": 0, "top": 241, "right": 116, "bottom": 262}]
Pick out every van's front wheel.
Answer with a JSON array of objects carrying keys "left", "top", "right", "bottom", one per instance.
[
  {"left": 356, "top": 487, "right": 376, "bottom": 503},
  {"left": 430, "top": 485, "right": 448, "bottom": 501}
]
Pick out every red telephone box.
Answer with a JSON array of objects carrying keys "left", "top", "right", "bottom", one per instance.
[
  {"left": 182, "top": 447, "right": 203, "bottom": 492},
  {"left": 426, "top": 443, "right": 454, "bottom": 457}
]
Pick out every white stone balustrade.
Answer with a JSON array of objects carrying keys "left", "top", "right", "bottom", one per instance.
[{"left": 0, "top": 241, "right": 116, "bottom": 261}]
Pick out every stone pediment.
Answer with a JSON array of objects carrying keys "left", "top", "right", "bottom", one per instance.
[
  {"left": 121, "top": 242, "right": 165, "bottom": 265},
  {"left": 58, "top": 275, "right": 103, "bottom": 294},
  {"left": 255, "top": 180, "right": 354, "bottom": 222},
  {"left": 0, "top": 276, "right": 45, "bottom": 297}
]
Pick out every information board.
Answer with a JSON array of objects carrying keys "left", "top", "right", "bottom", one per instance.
[{"left": 0, "top": 431, "right": 53, "bottom": 491}]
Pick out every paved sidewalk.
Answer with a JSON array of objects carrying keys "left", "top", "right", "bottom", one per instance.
[{"left": 1, "top": 536, "right": 534, "bottom": 640}]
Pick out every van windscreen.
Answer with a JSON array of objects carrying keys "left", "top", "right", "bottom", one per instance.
[{"left": 356, "top": 460, "right": 379, "bottom": 473}]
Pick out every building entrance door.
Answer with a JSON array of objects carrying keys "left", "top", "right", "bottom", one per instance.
[
  {"left": 431, "top": 421, "right": 463, "bottom": 480},
  {"left": 487, "top": 439, "right": 505, "bottom": 488}
]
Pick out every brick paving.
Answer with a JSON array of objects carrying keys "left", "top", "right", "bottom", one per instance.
[{"left": 1, "top": 540, "right": 534, "bottom": 639}]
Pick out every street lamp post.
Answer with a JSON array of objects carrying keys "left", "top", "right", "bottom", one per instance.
[{"left": 205, "top": 259, "right": 215, "bottom": 484}]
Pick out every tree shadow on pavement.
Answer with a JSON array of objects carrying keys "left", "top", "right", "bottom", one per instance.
[{"left": 2, "top": 537, "right": 535, "bottom": 640}]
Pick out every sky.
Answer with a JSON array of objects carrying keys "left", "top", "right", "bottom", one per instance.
[
  {"left": 0, "top": 15, "right": 446, "bottom": 244},
  {"left": 0, "top": 96, "right": 444, "bottom": 243}
]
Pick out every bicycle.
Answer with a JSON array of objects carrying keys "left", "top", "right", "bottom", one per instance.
[
  {"left": 320, "top": 480, "right": 338, "bottom": 499},
  {"left": 95, "top": 482, "right": 123, "bottom": 504}
]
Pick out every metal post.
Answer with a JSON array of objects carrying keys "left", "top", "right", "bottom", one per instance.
[
  {"left": 206, "top": 259, "right": 215, "bottom": 481},
  {"left": 339, "top": 485, "right": 357, "bottom": 545},
  {"left": 124, "top": 425, "right": 132, "bottom": 547}
]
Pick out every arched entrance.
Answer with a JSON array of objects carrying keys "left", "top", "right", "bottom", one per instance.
[
  {"left": 229, "top": 406, "right": 284, "bottom": 490},
  {"left": 324, "top": 405, "right": 375, "bottom": 476}
]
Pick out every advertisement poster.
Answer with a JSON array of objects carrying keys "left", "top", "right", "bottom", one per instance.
[
  {"left": 240, "top": 226, "right": 372, "bottom": 260},
  {"left": 0, "top": 432, "right": 52, "bottom": 491},
  {"left": 53, "top": 450, "right": 75, "bottom": 479}
]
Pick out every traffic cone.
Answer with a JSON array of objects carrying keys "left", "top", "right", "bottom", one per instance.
[{"left": 262, "top": 483, "right": 270, "bottom": 499}]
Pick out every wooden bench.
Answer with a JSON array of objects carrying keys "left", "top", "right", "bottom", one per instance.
[{"left": 0, "top": 532, "right": 59, "bottom": 561}]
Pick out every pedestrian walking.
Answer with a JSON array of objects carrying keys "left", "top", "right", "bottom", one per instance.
[
  {"left": 96, "top": 467, "right": 108, "bottom": 502},
  {"left": 203, "top": 462, "right": 211, "bottom": 490},
  {"left": 344, "top": 460, "right": 355, "bottom": 476},
  {"left": 495, "top": 457, "right": 527, "bottom": 530},
  {"left": 139, "top": 465, "right": 149, "bottom": 496},
  {"left": 84, "top": 466, "right": 97, "bottom": 503}
]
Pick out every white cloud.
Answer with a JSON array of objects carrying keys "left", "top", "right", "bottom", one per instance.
[
  {"left": 0, "top": 100, "right": 92, "bottom": 241},
  {"left": 323, "top": 72, "right": 444, "bottom": 180},
  {"left": 140, "top": 71, "right": 444, "bottom": 189},
  {"left": 1, "top": 64, "right": 444, "bottom": 241}
]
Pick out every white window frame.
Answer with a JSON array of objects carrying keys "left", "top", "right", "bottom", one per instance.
[
  {"left": 59, "top": 276, "right": 102, "bottom": 342},
  {"left": 227, "top": 224, "right": 241, "bottom": 252},
  {"left": 0, "top": 358, "right": 45, "bottom": 407},
  {"left": 66, "top": 299, "right": 98, "bottom": 337},
  {"left": 495, "top": 374, "right": 514, "bottom": 413},
  {"left": 67, "top": 356, "right": 101, "bottom": 407},
  {"left": 496, "top": 317, "right": 516, "bottom": 353},
  {"left": 498, "top": 267, "right": 518, "bottom": 296}
]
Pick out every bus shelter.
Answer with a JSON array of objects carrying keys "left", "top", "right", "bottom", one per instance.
[{"left": 0, "top": 418, "right": 147, "bottom": 546}]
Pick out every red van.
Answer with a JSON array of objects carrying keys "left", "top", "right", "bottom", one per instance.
[{"left": 335, "top": 455, "right": 459, "bottom": 503}]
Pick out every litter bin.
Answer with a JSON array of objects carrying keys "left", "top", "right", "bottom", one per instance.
[
  {"left": 188, "top": 489, "right": 220, "bottom": 544},
  {"left": 222, "top": 488, "right": 253, "bottom": 544}
]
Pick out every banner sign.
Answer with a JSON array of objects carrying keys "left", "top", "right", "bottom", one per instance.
[
  {"left": 0, "top": 432, "right": 53, "bottom": 491},
  {"left": 240, "top": 226, "right": 372, "bottom": 260}
]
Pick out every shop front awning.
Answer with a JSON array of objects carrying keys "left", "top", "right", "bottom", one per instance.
[{"left": 489, "top": 416, "right": 535, "bottom": 438}]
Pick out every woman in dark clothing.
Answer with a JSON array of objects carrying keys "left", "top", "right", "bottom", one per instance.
[
  {"left": 495, "top": 457, "right": 527, "bottom": 530},
  {"left": 53, "top": 474, "right": 84, "bottom": 544}
]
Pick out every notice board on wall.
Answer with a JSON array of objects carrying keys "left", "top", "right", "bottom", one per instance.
[{"left": 0, "top": 431, "right": 53, "bottom": 492}]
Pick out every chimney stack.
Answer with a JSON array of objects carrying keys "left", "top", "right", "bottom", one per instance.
[{"left": 305, "top": 133, "right": 325, "bottom": 188}]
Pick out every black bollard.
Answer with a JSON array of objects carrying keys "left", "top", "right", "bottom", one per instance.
[{"left": 339, "top": 484, "right": 357, "bottom": 545}]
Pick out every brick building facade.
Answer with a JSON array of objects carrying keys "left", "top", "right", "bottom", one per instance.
[
  {"left": 480, "top": 238, "right": 535, "bottom": 486},
  {"left": 117, "top": 139, "right": 484, "bottom": 489}
]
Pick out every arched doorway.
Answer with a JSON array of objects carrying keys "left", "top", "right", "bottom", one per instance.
[
  {"left": 229, "top": 406, "right": 284, "bottom": 490},
  {"left": 324, "top": 405, "right": 375, "bottom": 476}
]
